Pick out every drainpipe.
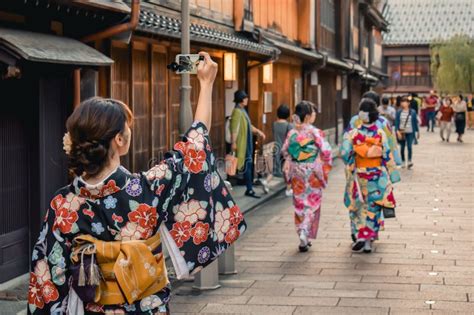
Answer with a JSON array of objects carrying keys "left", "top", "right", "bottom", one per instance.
[
  {"left": 81, "top": 0, "right": 141, "bottom": 43},
  {"left": 179, "top": 0, "right": 193, "bottom": 135},
  {"left": 73, "top": 0, "right": 140, "bottom": 107}
]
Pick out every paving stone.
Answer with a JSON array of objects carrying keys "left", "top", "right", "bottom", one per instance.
[
  {"left": 335, "top": 282, "right": 419, "bottom": 291},
  {"left": 338, "top": 297, "right": 429, "bottom": 309},
  {"left": 291, "top": 288, "right": 377, "bottom": 298},
  {"left": 293, "top": 306, "right": 389, "bottom": 315},
  {"left": 199, "top": 304, "right": 296, "bottom": 314},
  {"left": 247, "top": 295, "right": 339, "bottom": 306},
  {"left": 377, "top": 290, "right": 467, "bottom": 302},
  {"left": 361, "top": 275, "right": 444, "bottom": 285}
]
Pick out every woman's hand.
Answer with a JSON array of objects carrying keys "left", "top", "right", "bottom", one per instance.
[
  {"left": 197, "top": 52, "right": 218, "bottom": 86},
  {"left": 258, "top": 130, "right": 266, "bottom": 140},
  {"left": 194, "top": 52, "right": 217, "bottom": 130}
]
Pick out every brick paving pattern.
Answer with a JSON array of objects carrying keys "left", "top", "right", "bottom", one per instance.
[{"left": 171, "top": 130, "right": 474, "bottom": 314}]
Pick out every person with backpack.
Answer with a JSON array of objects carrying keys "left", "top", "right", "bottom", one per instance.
[{"left": 230, "top": 90, "right": 266, "bottom": 198}]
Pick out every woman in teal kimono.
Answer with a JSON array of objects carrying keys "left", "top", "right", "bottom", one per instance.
[{"left": 341, "top": 98, "right": 400, "bottom": 253}]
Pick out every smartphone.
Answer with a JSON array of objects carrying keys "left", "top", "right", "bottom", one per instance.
[{"left": 174, "top": 54, "right": 203, "bottom": 74}]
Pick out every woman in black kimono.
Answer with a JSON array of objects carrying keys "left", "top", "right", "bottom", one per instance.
[{"left": 28, "top": 52, "right": 246, "bottom": 314}]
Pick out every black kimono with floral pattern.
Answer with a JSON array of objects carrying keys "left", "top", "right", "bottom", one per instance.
[{"left": 28, "top": 122, "right": 246, "bottom": 314}]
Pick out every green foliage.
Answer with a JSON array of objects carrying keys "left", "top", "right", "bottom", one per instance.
[{"left": 430, "top": 35, "right": 474, "bottom": 94}]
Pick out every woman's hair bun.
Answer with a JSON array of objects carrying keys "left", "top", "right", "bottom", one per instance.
[
  {"left": 70, "top": 140, "right": 109, "bottom": 176},
  {"left": 66, "top": 97, "right": 134, "bottom": 177}
]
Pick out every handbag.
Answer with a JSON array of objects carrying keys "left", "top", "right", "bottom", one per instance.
[
  {"left": 225, "top": 153, "right": 238, "bottom": 176},
  {"left": 382, "top": 206, "right": 396, "bottom": 218},
  {"left": 70, "top": 245, "right": 101, "bottom": 303}
]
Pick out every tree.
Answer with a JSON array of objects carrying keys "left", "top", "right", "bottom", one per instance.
[{"left": 430, "top": 35, "right": 474, "bottom": 94}]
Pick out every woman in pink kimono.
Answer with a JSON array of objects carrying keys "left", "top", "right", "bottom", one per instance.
[{"left": 282, "top": 102, "right": 332, "bottom": 252}]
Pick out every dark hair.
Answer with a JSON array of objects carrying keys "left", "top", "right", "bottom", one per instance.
[
  {"left": 400, "top": 95, "right": 410, "bottom": 103},
  {"left": 382, "top": 97, "right": 389, "bottom": 105},
  {"left": 66, "top": 97, "right": 134, "bottom": 177},
  {"left": 277, "top": 104, "right": 290, "bottom": 119},
  {"left": 359, "top": 98, "right": 379, "bottom": 123},
  {"left": 294, "top": 101, "right": 314, "bottom": 123},
  {"left": 362, "top": 91, "right": 380, "bottom": 106}
]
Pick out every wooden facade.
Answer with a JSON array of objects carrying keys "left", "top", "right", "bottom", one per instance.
[{"left": 0, "top": 0, "right": 388, "bottom": 284}]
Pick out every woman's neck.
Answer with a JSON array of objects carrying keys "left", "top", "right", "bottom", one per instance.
[
  {"left": 82, "top": 156, "right": 121, "bottom": 185},
  {"left": 277, "top": 118, "right": 287, "bottom": 123}
]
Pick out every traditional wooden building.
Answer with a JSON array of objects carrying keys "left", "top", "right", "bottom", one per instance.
[
  {"left": 382, "top": 0, "right": 473, "bottom": 96},
  {"left": 0, "top": 0, "right": 127, "bottom": 284},
  {"left": 0, "top": 0, "right": 388, "bottom": 285}
]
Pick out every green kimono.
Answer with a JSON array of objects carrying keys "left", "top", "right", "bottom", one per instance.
[{"left": 230, "top": 107, "right": 250, "bottom": 170}]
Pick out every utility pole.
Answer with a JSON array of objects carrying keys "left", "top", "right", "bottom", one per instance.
[{"left": 179, "top": 0, "right": 193, "bottom": 135}]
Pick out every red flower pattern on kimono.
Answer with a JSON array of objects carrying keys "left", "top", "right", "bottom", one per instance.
[
  {"left": 229, "top": 205, "right": 243, "bottom": 226},
  {"left": 41, "top": 280, "right": 59, "bottom": 304},
  {"left": 291, "top": 177, "right": 306, "bottom": 196},
  {"left": 190, "top": 222, "right": 209, "bottom": 245},
  {"left": 28, "top": 273, "right": 44, "bottom": 309},
  {"left": 82, "top": 208, "right": 95, "bottom": 219},
  {"left": 184, "top": 148, "right": 206, "bottom": 174},
  {"left": 357, "top": 226, "right": 376, "bottom": 240},
  {"left": 128, "top": 204, "right": 158, "bottom": 230},
  {"left": 112, "top": 213, "right": 124, "bottom": 223},
  {"left": 225, "top": 225, "right": 240, "bottom": 244},
  {"left": 170, "top": 221, "right": 192, "bottom": 248},
  {"left": 100, "top": 180, "right": 121, "bottom": 196},
  {"left": 53, "top": 208, "right": 78, "bottom": 234}
]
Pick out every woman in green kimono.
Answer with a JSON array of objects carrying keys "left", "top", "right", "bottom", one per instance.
[{"left": 230, "top": 90, "right": 266, "bottom": 198}]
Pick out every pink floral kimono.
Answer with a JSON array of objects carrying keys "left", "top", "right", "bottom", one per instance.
[{"left": 281, "top": 124, "right": 332, "bottom": 239}]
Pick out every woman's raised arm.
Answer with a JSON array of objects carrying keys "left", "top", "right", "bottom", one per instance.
[{"left": 194, "top": 52, "right": 218, "bottom": 131}]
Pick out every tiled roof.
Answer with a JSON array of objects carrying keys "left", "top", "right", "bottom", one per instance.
[
  {"left": 137, "top": 10, "right": 279, "bottom": 57},
  {"left": 383, "top": 0, "right": 474, "bottom": 45}
]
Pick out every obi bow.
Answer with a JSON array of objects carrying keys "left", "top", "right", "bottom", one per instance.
[
  {"left": 71, "top": 232, "right": 168, "bottom": 305},
  {"left": 288, "top": 134, "right": 319, "bottom": 163}
]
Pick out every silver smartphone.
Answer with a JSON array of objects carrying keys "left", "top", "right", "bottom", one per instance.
[{"left": 174, "top": 54, "right": 203, "bottom": 74}]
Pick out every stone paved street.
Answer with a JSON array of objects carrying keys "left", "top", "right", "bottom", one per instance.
[{"left": 171, "top": 130, "right": 474, "bottom": 314}]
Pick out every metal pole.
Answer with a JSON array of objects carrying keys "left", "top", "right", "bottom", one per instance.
[{"left": 179, "top": 0, "right": 193, "bottom": 135}]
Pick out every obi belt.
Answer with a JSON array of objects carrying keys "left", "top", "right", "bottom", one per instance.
[
  {"left": 71, "top": 232, "right": 168, "bottom": 305},
  {"left": 288, "top": 134, "right": 319, "bottom": 163}
]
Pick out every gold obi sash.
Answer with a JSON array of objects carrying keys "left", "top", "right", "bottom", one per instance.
[
  {"left": 355, "top": 156, "right": 382, "bottom": 168},
  {"left": 354, "top": 137, "right": 383, "bottom": 169},
  {"left": 71, "top": 232, "right": 168, "bottom": 305}
]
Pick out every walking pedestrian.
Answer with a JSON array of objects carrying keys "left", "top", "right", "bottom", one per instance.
[
  {"left": 273, "top": 104, "right": 293, "bottom": 178},
  {"left": 424, "top": 94, "right": 437, "bottom": 132},
  {"left": 341, "top": 98, "right": 399, "bottom": 253},
  {"left": 230, "top": 90, "right": 266, "bottom": 198},
  {"left": 453, "top": 95, "right": 467, "bottom": 143},
  {"left": 27, "top": 52, "right": 247, "bottom": 314},
  {"left": 347, "top": 91, "right": 402, "bottom": 167},
  {"left": 395, "top": 95, "right": 419, "bottom": 169},
  {"left": 467, "top": 93, "right": 473, "bottom": 129},
  {"left": 378, "top": 96, "right": 396, "bottom": 127},
  {"left": 281, "top": 101, "right": 332, "bottom": 252},
  {"left": 438, "top": 97, "right": 454, "bottom": 142}
]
